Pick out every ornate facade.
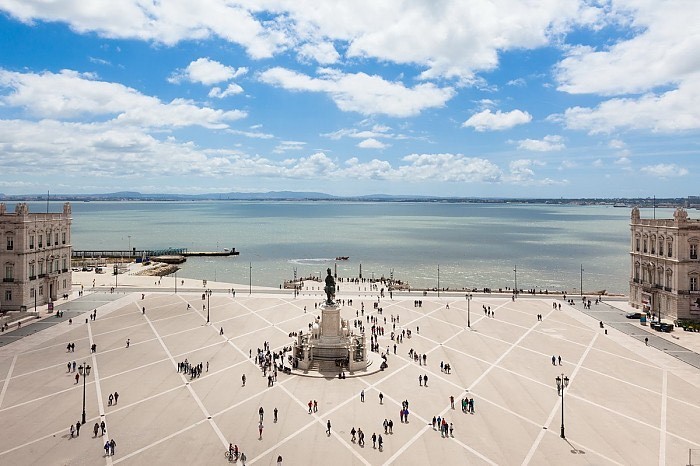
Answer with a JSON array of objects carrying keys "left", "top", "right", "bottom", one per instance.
[
  {"left": 629, "top": 207, "right": 700, "bottom": 321},
  {"left": 0, "top": 202, "right": 72, "bottom": 312}
]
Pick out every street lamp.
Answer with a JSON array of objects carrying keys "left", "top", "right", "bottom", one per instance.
[
  {"left": 466, "top": 293, "right": 472, "bottom": 328},
  {"left": 437, "top": 265, "right": 440, "bottom": 298},
  {"left": 78, "top": 362, "right": 91, "bottom": 425},
  {"left": 513, "top": 265, "right": 517, "bottom": 298},
  {"left": 555, "top": 373, "right": 570, "bottom": 439},
  {"left": 249, "top": 262, "right": 252, "bottom": 295},
  {"left": 580, "top": 264, "right": 584, "bottom": 296},
  {"left": 206, "top": 289, "right": 212, "bottom": 324}
]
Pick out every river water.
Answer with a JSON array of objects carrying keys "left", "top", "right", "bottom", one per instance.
[{"left": 28, "top": 201, "right": 676, "bottom": 294}]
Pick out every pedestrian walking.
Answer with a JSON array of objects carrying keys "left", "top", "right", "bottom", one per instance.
[
  {"left": 308, "top": 400, "right": 313, "bottom": 414},
  {"left": 450, "top": 395, "right": 454, "bottom": 409},
  {"left": 70, "top": 424, "right": 75, "bottom": 438},
  {"left": 423, "top": 374, "right": 428, "bottom": 387},
  {"left": 274, "top": 407, "right": 278, "bottom": 423},
  {"left": 277, "top": 455, "right": 283, "bottom": 466},
  {"left": 104, "top": 441, "right": 110, "bottom": 456},
  {"left": 372, "top": 432, "right": 377, "bottom": 448},
  {"left": 259, "top": 406, "right": 264, "bottom": 421},
  {"left": 114, "top": 392, "right": 119, "bottom": 404},
  {"left": 378, "top": 434, "right": 383, "bottom": 451},
  {"left": 558, "top": 355, "right": 562, "bottom": 365},
  {"left": 242, "top": 374, "right": 246, "bottom": 386},
  {"left": 93, "top": 422, "right": 99, "bottom": 437},
  {"left": 100, "top": 420, "right": 106, "bottom": 435},
  {"left": 258, "top": 421, "right": 264, "bottom": 439},
  {"left": 108, "top": 394, "right": 114, "bottom": 406},
  {"left": 109, "top": 438, "right": 116, "bottom": 456},
  {"left": 419, "top": 374, "right": 423, "bottom": 386},
  {"left": 220, "top": 327, "right": 224, "bottom": 335},
  {"left": 351, "top": 427, "right": 356, "bottom": 442},
  {"left": 240, "top": 452, "right": 247, "bottom": 466},
  {"left": 551, "top": 355, "right": 556, "bottom": 365},
  {"left": 645, "top": 337, "right": 649, "bottom": 346},
  {"left": 126, "top": 339, "right": 130, "bottom": 348},
  {"left": 75, "top": 373, "right": 80, "bottom": 384},
  {"left": 379, "top": 392, "right": 384, "bottom": 404},
  {"left": 326, "top": 420, "right": 332, "bottom": 435},
  {"left": 360, "top": 390, "right": 364, "bottom": 402},
  {"left": 313, "top": 400, "right": 318, "bottom": 412}
]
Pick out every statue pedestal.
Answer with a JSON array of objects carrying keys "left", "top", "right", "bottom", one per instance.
[{"left": 320, "top": 303, "right": 340, "bottom": 337}]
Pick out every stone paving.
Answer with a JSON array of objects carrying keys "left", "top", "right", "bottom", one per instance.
[{"left": 1, "top": 287, "right": 700, "bottom": 466}]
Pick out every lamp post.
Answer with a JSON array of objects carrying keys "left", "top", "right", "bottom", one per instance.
[
  {"left": 580, "top": 264, "right": 584, "bottom": 296},
  {"left": 78, "top": 362, "right": 91, "bottom": 425},
  {"left": 513, "top": 265, "right": 517, "bottom": 298},
  {"left": 249, "top": 262, "right": 252, "bottom": 295},
  {"left": 206, "top": 289, "right": 212, "bottom": 324},
  {"left": 113, "top": 263, "right": 118, "bottom": 289},
  {"left": 466, "top": 293, "right": 472, "bottom": 328},
  {"left": 555, "top": 373, "right": 570, "bottom": 439},
  {"left": 437, "top": 265, "right": 440, "bottom": 298}
]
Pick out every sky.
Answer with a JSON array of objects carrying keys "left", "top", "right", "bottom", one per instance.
[{"left": 0, "top": 1, "right": 698, "bottom": 198}]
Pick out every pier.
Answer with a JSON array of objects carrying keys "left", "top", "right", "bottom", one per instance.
[{"left": 72, "top": 248, "right": 239, "bottom": 259}]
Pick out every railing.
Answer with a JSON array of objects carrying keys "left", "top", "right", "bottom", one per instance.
[
  {"left": 2, "top": 278, "right": 14, "bottom": 283},
  {"left": 29, "top": 276, "right": 36, "bottom": 280},
  {"left": 664, "top": 286, "right": 672, "bottom": 292}
]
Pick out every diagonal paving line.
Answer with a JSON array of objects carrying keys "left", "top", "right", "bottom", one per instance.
[
  {"left": 87, "top": 321, "right": 112, "bottom": 466},
  {"left": 0, "top": 355, "right": 17, "bottom": 409},
  {"left": 142, "top": 313, "right": 229, "bottom": 449},
  {"left": 659, "top": 369, "right": 668, "bottom": 466},
  {"left": 521, "top": 332, "right": 599, "bottom": 466}
]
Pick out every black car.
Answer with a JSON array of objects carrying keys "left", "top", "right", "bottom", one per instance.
[{"left": 626, "top": 312, "right": 642, "bottom": 319}]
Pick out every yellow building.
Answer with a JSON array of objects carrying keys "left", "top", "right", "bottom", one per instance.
[
  {"left": 629, "top": 207, "right": 700, "bottom": 321},
  {"left": 0, "top": 202, "right": 72, "bottom": 312}
]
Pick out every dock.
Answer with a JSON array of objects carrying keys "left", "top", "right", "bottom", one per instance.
[{"left": 72, "top": 248, "right": 239, "bottom": 259}]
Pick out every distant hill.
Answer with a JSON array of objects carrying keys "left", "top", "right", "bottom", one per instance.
[{"left": 0, "top": 191, "right": 695, "bottom": 207}]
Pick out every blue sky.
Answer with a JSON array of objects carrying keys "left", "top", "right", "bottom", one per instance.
[{"left": 0, "top": 1, "right": 697, "bottom": 198}]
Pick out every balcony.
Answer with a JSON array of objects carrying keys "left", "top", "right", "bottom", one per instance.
[
  {"left": 3, "top": 278, "right": 14, "bottom": 283},
  {"left": 664, "top": 286, "right": 672, "bottom": 292},
  {"left": 38, "top": 273, "right": 46, "bottom": 278},
  {"left": 29, "top": 276, "right": 36, "bottom": 280},
  {"left": 62, "top": 268, "right": 69, "bottom": 273},
  {"left": 633, "top": 278, "right": 640, "bottom": 284}
]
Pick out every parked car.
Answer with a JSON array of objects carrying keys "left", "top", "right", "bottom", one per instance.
[
  {"left": 626, "top": 312, "right": 642, "bottom": 319},
  {"left": 651, "top": 322, "right": 674, "bottom": 332}
]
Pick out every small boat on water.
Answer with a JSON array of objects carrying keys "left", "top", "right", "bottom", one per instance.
[{"left": 335, "top": 256, "right": 349, "bottom": 261}]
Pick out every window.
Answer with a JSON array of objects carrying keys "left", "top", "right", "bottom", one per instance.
[
  {"left": 54, "top": 261, "right": 59, "bottom": 273},
  {"left": 62, "top": 259, "right": 67, "bottom": 271},
  {"left": 691, "top": 276, "right": 698, "bottom": 292},
  {"left": 691, "top": 243, "right": 698, "bottom": 260},
  {"left": 39, "top": 262, "right": 44, "bottom": 275},
  {"left": 643, "top": 239, "right": 648, "bottom": 253},
  {"left": 62, "top": 232, "right": 66, "bottom": 244},
  {"left": 63, "top": 279, "right": 66, "bottom": 289},
  {"left": 54, "top": 233, "right": 58, "bottom": 245},
  {"left": 38, "top": 234, "right": 43, "bottom": 248},
  {"left": 29, "top": 264, "right": 35, "bottom": 278},
  {"left": 30, "top": 288, "right": 35, "bottom": 298},
  {"left": 636, "top": 238, "right": 640, "bottom": 252},
  {"left": 46, "top": 231, "right": 51, "bottom": 246},
  {"left": 39, "top": 286, "right": 43, "bottom": 296},
  {"left": 668, "top": 241, "right": 673, "bottom": 257},
  {"left": 4, "top": 290, "right": 10, "bottom": 302},
  {"left": 651, "top": 236, "right": 656, "bottom": 254},
  {"left": 659, "top": 241, "right": 664, "bottom": 256},
  {"left": 666, "top": 271, "right": 672, "bottom": 288},
  {"left": 29, "top": 235, "right": 35, "bottom": 249},
  {"left": 5, "top": 264, "right": 13, "bottom": 280},
  {"left": 634, "top": 264, "right": 640, "bottom": 280},
  {"left": 6, "top": 236, "right": 13, "bottom": 251}
]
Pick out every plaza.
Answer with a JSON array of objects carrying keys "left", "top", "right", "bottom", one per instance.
[{"left": 1, "top": 275, "right": 700, "bottom": 465}]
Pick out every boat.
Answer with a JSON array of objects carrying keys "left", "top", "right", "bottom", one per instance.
[{"left": 335, "top": 256, "right": 349, "bottom": 261}]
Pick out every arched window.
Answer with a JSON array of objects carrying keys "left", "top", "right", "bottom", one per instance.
[
  {"left": 659, "top": 235, "right": 664, "bottom": 256},
  {"left": 5, "top": 233, "right": 14, "bottom": 251},
  {"left": 689, "top": 237, "right": 699, "bottom": 260},
  {"left": 667, "top": 237, "right": 673, "bottom": 257},
  {"left": 634, "top": 262, "right": 641, "bottom": 281},
  {"left": 651, "top": 235, "right": 656, "bottom": 254},
  {"left": 665, "top": 269, "right": 672, "bottom": 289}
]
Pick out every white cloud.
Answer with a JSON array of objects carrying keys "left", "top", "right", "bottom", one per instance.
[
  {"left": 640, "top": 163, "right": 688, "bottom": 178},
  {"left": 298, "top": 42, "right": 340, "bottom": 64},
  {"left": 517, "top": 135, "right": 565, "bottom": 152},
  {"left": 506, "top": 78, "right": 526, "bottom": 87},
  {"left": 357, "top": 138, "right": 388, "bottom": 149},
  {"left": 562, "top": 78, "right": 700, "bottom": 133},
  {"left": 462, "top": 109, "right": 532, "bottom": 131},
  {"left": 273, "top": 140, "right": 307, "bottom": 154},
  {"left": 169, "top": 58, "right": 247, "bottom": 85},
  {"left": 322, "top": 124, "right": 393, "bottom": 140},
  {"left": 555, "top": 2, "right": 700, "bottom": 133},
  {"left": 226, "top": 128, "right": 274, "bottom": 139},
  {"left": 608, "top": 139, "right": 626, "bottom": 149},
  {"left": 208, "top": 83, "right": 245, "bottom": 98},
  {"left": 396, "top": 153, "right": 502, "bottom": 182},
  {"left": 0, "top": 69, "right": 246, "bottom": 129},
  {"left": 0, "top": 1, "right": 605, "bottom": 80},
  {"left": 260, "top": 67, "right": 454, "bottom": 117}
]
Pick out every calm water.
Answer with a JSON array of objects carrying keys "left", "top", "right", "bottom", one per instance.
[{"left": 28, "top": 201, "right": 676, "bottom": 294}]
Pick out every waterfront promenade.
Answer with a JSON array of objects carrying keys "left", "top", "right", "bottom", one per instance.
[{"left": 1, "top": 271, "right": 699, "bottom": 465}]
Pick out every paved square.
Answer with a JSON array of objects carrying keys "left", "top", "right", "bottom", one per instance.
[{"left": 1, "top": 288, "right": 699, "bottom": 465}]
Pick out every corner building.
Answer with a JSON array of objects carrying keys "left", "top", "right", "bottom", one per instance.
[
  {"left": 629, "top": 207, "right": 700, "bottom": 321},
  {"left": 0, "top": 202, "right": 72, "bottom": 312}
]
